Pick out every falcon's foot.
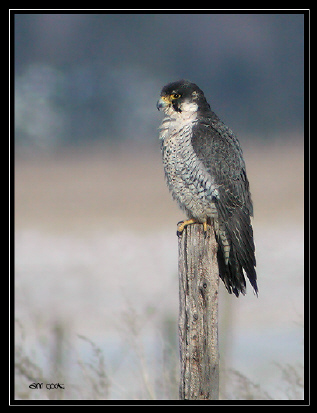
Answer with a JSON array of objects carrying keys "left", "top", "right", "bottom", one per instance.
[{"left": 177, "top": 219, "right": 209, "bottom": 237}]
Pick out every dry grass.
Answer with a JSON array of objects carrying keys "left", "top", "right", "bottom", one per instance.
[{"left": 14, "top": 314, "right": 303, "bottom": 401}]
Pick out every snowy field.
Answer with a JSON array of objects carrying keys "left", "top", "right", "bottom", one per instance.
[{"left": 14, "top": 140, "right": 304, "bottom": 400}]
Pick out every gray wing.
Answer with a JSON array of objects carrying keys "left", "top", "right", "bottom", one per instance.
[
  {"left": 191, "top": 119, "right": 253, "bottom": 216},
  {"left": 191, "top": 118, "right": 257, "bottom": 296}
]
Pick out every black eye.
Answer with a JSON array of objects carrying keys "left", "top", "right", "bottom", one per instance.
[{"left": 171, "top": 93, "right": 181, "bottom": 99}]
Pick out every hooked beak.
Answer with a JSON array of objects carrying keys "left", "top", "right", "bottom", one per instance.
[{"left": 156, "top": 96, "right": 171, "bottom": 111}]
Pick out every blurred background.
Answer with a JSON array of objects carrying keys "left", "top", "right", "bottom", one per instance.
[{"left": 14, "top": 13, "right": 304, "bottom": 400}]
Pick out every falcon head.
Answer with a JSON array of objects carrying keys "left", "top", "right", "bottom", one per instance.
[{"left": 157, "top": 80, "right": 211, "bottom": 116}]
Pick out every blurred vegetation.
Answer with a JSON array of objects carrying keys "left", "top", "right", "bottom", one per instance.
[{"left": 14, "top": 311, "right": 304, "bottom": 401}]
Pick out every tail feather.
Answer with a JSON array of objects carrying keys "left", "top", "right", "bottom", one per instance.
[{"left": 215, "top": 209, "right": 257, "bottom": 297}]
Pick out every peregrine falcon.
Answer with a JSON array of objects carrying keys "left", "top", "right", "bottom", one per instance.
[{"left": 157, "top": 80, "right": 257, "bottom": 297}]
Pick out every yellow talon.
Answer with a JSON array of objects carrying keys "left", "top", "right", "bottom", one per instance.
[
  {"left": 177, "top": 218, "right": 198, "bottom": 235},
  {"left": 177, "top": 219, "right": 209, "bottom": 237}
]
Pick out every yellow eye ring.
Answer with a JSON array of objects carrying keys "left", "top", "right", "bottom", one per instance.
[{"left": 171, "top": 93, "right": 181, "bottom": 99}]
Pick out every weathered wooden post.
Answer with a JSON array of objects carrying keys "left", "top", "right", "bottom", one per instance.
[{"left": 178, "top": 222, "right": 219, "bottom": 400}]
